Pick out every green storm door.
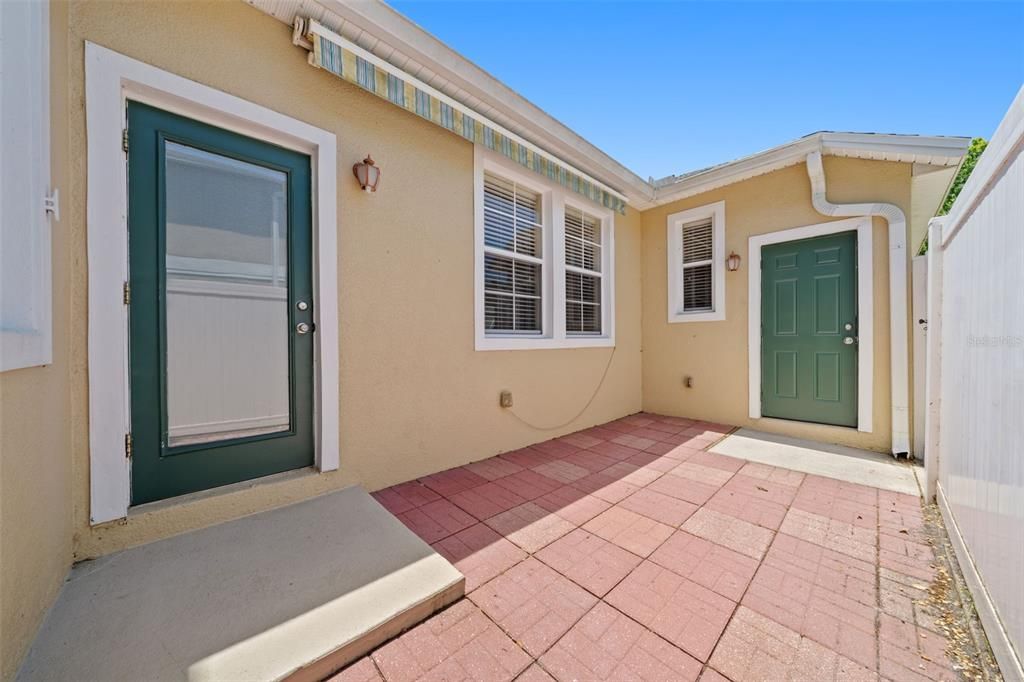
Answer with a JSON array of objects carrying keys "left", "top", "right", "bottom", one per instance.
[
  {"left": 127, "top": 102, "right": 315, "bottom": 505},
  {"left": 761, "top": 231, "right": 858, "bottom": 428}
]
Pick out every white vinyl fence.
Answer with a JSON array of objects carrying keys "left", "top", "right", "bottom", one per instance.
[{"left": 925, "top": 86, "right": 1024, "bottom": 681}]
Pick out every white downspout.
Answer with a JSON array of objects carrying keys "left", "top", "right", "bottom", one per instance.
[{"left": 805, "top": 150, "right": 911, "bottom": 456}]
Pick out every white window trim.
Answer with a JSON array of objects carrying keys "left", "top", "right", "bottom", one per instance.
[
  {"left": 85, "top": 43, "right": 339, "bottom": 524},
  {"left": 747, "top": 215, "right": 873, "bottom": 433},
  {"left": 474, "top": 146, "right": 615, "bottom": 350},
  {"left": 0, "top": 0, "right": 53, "bottom": 372},
  {"left": 667, "top": 201, "right": 726, "bottom": 323}
]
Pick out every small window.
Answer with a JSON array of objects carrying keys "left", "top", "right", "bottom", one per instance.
[
  {"left": 667, "top": 201, "right": 725, "bottom": 323},
  {"left": 564, "top": 205, "right": 602, "bottom": 335},
  {"left": 482, "top": 173, "right": 543, "bottom": 334}
]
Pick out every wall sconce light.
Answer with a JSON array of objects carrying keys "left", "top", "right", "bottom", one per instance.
[
  {"left": 352, "top": 154, "right": 381, "bottom": 193},
  {"left": 726, "top": 251, "right": 741, "bottom": 272}
]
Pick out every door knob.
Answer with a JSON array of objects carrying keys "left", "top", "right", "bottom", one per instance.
[
  {"left": 296, "top": 322, "right": 311, "bottom": 335},
  {"left": 843, "top": 336, "right": 855, "bottom": 345}
]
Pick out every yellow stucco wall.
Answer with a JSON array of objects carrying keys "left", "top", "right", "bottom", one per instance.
[
  {"left": 640, "top": 158, "right": 913, "bottom": 452},
  {"left": 2, "top": 2, "right": 642, "bottom": 675},
  {"left": 0, "top": 4, "right": 74, "bottom": 677}
]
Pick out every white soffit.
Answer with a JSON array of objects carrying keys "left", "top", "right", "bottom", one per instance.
[{"left": 245, "top": 1, "right": 969, "bottom": 210}]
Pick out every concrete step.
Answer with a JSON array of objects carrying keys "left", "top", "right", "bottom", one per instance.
[{"left": 18, "top": 486, "right": 465, "bottom": 681}]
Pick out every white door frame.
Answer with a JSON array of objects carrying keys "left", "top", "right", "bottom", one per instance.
[
  {"left": 85, "top": 43, "right": 339, "bottom": 524},
  {"left": 748, "top": 216, "right": 873, "bottom": 433}
]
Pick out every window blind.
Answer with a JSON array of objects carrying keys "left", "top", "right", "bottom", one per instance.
[
  {"left": 565, "top": 205, "right": 602, "bottom": 334},
  {"left": 483, "top": 173, "right": 543, "bottom": 333},
  {"left": 682, "top": 218, "right": 714, "bottom": 312}
]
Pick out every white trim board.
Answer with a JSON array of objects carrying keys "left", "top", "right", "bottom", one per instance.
[
  {"left": 85, "top": 43, "right": 339, "bottom": 524},
  {"left": 747, "top": 216, "right": 874, "bottom": 433}
]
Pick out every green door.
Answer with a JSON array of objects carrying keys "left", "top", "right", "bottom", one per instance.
[
  {"left": 761, "top": 231, "right": 858, "bottom": 427},
  {"left": 127, "top": 102, "right": 315, "bottom": 505}
]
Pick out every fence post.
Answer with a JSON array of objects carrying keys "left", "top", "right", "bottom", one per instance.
[{"left": 923, "top": 216, "right": 945, "bottom": 503}]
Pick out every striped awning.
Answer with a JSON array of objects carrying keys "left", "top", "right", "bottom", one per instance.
[{"left": 294, "top": 18, "right": 627, "bottom": 215}]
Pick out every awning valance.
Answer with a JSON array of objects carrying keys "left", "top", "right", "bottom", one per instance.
[{"left": 294, "top": 18, "right": 627, "bottom": 215}]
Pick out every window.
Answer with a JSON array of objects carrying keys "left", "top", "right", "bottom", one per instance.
[
  {"left": 667, "top": 201, "right": 725, "bottom": 323},
  {"left": 564, "top": 205, "right": 603, "bottom": 335},
  {"left": 1, "top": 1, "right": 52, "bottom": 371},
  {"left": 482, "top": 173, "right": 543, "bottom": 334},
  {"left": 475, "top": 149, "right": 614, "bottom": 349}
]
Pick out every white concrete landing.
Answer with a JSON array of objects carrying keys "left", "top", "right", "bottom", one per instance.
[
  {"left": 17, "top": 487, "right": 464, "bottom": 682},
  {"left": 710, "top": 428, "right": 922, "bottom": 495}
]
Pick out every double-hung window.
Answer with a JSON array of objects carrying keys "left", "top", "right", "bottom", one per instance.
[
  {"left": 667, "top": 201, "right": 726, "bottom": 322},
  {"left": 475, "top": 149, "right": 614, "bottom": 349},
  {"left": 482, "top": 173, "right": 544, "bottom": 334},
  {"left": 564, "top": 205, "right": 603, "bottom": 335}
]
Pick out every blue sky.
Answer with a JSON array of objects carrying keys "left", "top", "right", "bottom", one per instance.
[{"left": 388, "top": 1, "right": 1024, "bottom": 179}]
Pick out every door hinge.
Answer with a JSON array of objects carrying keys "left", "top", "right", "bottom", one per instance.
[
  {"left": 124, "top": 433, "right": 133, "bottom": 459},
  {"left": 123, "top": 281, "right": 131, "bottom": 305},
  {"left": 122, "top": 128, "right": 129, "bottom": 154}
]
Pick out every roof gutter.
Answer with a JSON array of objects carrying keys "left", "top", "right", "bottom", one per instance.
[{"left": 806, "top": 150, "right": 911, "bottom": 456}]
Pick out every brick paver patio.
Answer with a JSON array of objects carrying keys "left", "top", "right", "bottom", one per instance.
[{"left": 335, "top": 413, "right": 955, "bottom": 682}]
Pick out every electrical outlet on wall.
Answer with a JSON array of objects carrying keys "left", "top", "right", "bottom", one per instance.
[{"left": 499, "top": 390, "right": 513, "bottom": 408}]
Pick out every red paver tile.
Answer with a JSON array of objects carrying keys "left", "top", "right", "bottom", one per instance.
[
  {"left": 515, "top": 664, "right": 556, "bottom": 681},
  {"left": 879, "top": 574, "right": 940, "bottom": 633},
  {"left": 880, "top": 636, "right": 957, "bottom": 682},
  {"left": 562, "top": 450, "right": 621, "bottom": 474},
  {"left": 485, "top": 502, "right": 576, "bottom": 552},
  {"left": 741, "top": 534, "right": 877, "bottom": 668},
  {"left": 464, "top": 456, "right": 524, "bottom": 481},
  {"left": 641, "top": 440, "right": 680, "bottom": 456},
  {"left": 432, "top": 523, "right": 527, "bottom": 592},
  {"left": 649, "top": 531, "right": 758, "bottom": 601},
  {"left": 532, "top": 439, "right": 581, "bottom": 458},
  {"left": 704, "top": 486, "right": 788, "bottom": 530},
  {"left": 791, "top": 485, "right": 879, "bottom": 531},
  {"left": 685, "top": 451, "right": 746, "bottom": 473},
  {"left": 534, "top": 487, "right": 612, "bottom": 526},
  {"left": 779, "top": 508, "right": 876, "bottom": 562},
  {"left": 397, "top": 499, "right": 476, "bottom": 543},
  {"left": 572, "top": 471, "right": 641, "bottom": 504},
  {"left": 371, "top": 600, "right": 531, "bottom": 682},
  {"left": 558, "top": 431, "right": 604, "bottom": 449},
  {"left": 532, "top": 459, "right": 590, "bottom": 484},
  {"left": 535, "top": 528, "right": 642, "bottom": 597},
  {"left": 879, "top": 534, "right": 936, "bottom": 582},
  {"left": 469, "top": 558, "right": 597, "bottom": 657},
  {"left": 697, "top": 668, "right": 730, "bottom": 682},
  {"left": 721, "top": 473, "right": 799, "bottom": 507},
  {"left": 500, "top": 446, "right": 557, "bottom": 469},
  {"left": 737, "top": 461, "right": 806, "bottom": 487},
  {"left": 670, "top": 461, "right": 735, "bottom": 487},
  {"left": 540, "top": 602, "right": 702, "bottom": 682},
  {"left": 646, "top": 472, "right": 719, "bottom": 505},
  {"left": 372, "top": 481, "right": 441, "bottom": 515},
  {"left": 682, "top": 508, "right": 774, "bottom": 560},
  {"left": 419, "top": 467, "right": 489, "bottom": 497},
  {"left": 603, "top": 461, "right": 663, "bottom": 487},
  {"left": 492, "top": 469, "right": 563, "bottom": 500},
  {"left": 800, "top": 474, "right": 878, "bottom": 506},
  {"left": 583, "top": 506, "right": 674, "bottom": 557},
  {"left": 588, "top": 441, "right": 642, "bottom": 461},
  {"left": 612, "top": 433, "right": 659, "bottom": 451},
  {"left": 709, "top": 606, "right": 876, "bottom": 682},
  {"left": 327, "top": 656, "right": 382, "bottom": 682},
  {"left": 450, "top": 482, "right": 529, "bottom": 520},
  {"left": 618, "top": 488, "right": 698, "bottom": 527},
  {"left": 606, "top": 561, "right": 735, "bottom": 662}
]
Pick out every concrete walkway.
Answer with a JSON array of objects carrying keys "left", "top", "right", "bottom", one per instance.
[
  {"left": 349, "top": 413, "right": 956, "bottom": 682},
  {"left": 18, "top": 487, "right": 463, "bottom": 681}
]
